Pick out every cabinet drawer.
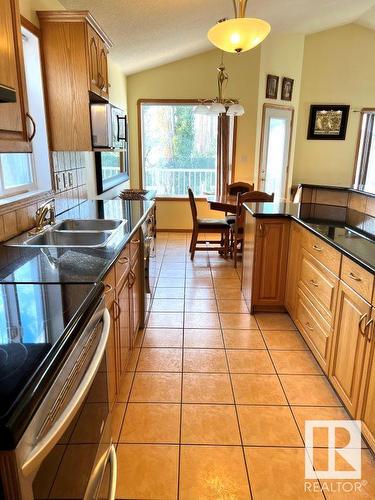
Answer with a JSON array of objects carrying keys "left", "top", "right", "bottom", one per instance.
[
  {"left": 115, "top": 246, "right": 130, "bottom": 288},
  {"left": 103, "top": 267, "right": 115, "bottom": 307},
  {"left": 299, "top": 250, "right": 338, "bottom": 324},
  {"left": 302, "top": 230, "right": 341, "bottom": 276},
  {"left": 295, "top": 288, "right": 331, "bottom": 373},
  {"left": 341, "top": 256, "right": 374, "bottom": 303}
]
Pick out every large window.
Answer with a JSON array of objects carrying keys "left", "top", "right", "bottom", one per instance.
[
  {"left": 140, "top": 102, "right": 219, "bottom": 197},
  {"left": 354, "top": 110, "right": 375, "bottom": 194},
  {"left": 0, "top": 153, "right": 34, "bottom": 196}
]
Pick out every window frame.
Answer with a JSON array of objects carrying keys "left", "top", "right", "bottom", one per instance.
[
  {"left": 353, "top": 108, "right": 375, "bottom": 192},
  {"left": 0, "top": 153, "right": 36, "bottom": 198},
  {"left": 137, "top": 98, "right": 237, "bottom": 199}
]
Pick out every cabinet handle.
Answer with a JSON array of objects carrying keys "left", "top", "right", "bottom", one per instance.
[
  {"left": 365, "top": 319, "right": 373, "bottom": 342},
  {"left": 348, "top": 272, "right": 362, "bottom": 282},
  {"left": 312, "top": 244, "right": 322, "bottom": 252},
  {"left": 308, "top": 279, "right": 319, "bottom": 287},
  {"left": 132, "top": 239, "right": 140, "bottom": 244},
  {"left": 26, "top": 112, "right": 36, "bottom": 141},
  {"left": 128, "top": 270, "right": 136, "bottom": 288},
  {"left": 258, "top": 224, "right": 264, "bottom": 237},
  {"left": 114, "top": 299, "right": 120, "bottom": 320},
  {"left": 359, "top": 313, "right": 367, "bottom": 335},
  {"left": 104, "top": 283, "right": 113, "bottom": 294},
  {"left": 118, "top": 257, "right": 129, "bottom": 265},
  {"left": 305, "top": 321, "right": 314, "bottom": 331}
]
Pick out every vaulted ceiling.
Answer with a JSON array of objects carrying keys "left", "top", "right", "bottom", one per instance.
[{"left": 60, "top": 0, "right": 375, "bottom": 75}]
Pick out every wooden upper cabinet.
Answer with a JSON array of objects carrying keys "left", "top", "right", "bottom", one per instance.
[
  {"left": 329, "top": 281, "right": 372, "bottom": 417},
  {"left": 0, "top": 0, "right": 31, "bottom": 152},
  {"left": 37, "top": 11, "right": 112, "bottom": 151}
]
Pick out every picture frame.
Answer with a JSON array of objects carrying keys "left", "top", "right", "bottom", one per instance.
[
  {"left": 266, "top": 74, "right": 279, "bottom": 99},
  {"left": 307, "top": 104, "right": 350, "bottom": 140},
  {"left": 281, "top": 77, "right": 294, "bottom": 101}
]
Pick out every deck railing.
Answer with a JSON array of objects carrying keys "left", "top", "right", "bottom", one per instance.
[{"left": 144, "top": 168, "right": 216, "bottom": 196}]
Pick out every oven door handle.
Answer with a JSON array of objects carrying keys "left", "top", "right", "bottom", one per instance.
[
  {"left": 21, "top": 308, "right": 111, "bottom": 477},
  {"left": 108, "top": 444, "right": 117, "bottom": 500}
]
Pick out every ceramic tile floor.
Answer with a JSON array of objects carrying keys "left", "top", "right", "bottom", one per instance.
[{"left": 113, "top": 232, "right": 375, "bottom": 500}]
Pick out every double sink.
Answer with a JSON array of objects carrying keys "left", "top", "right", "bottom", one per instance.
[{"left": 6, "top": 219, "right": 126, "bottom": 248}]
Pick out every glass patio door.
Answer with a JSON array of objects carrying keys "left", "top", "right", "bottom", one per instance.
[{"left": 259, "top": 105, "right": 293, "bottom": 199}]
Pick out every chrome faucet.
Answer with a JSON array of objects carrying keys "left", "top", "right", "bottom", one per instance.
[{"left": 29, "top": 199, "right": 56, "bottom": 235}]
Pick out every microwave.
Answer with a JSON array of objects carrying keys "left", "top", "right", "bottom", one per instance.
[{"left": 90, "top": 103, "right": 127, "bottom": 149}]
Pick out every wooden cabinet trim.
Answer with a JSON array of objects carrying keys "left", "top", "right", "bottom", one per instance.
[{"left": 341, "top": 255, "right": 374, "bottom": 304}]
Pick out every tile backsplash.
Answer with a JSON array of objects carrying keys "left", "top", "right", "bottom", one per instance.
[{"left": 0, "top": 151, "right": 89, "bottom": 242}]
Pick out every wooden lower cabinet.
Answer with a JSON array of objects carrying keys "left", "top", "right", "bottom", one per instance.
[
  {"left": 116, "top": 275, "right": 131, "bottom": 379},
  {"left": 129, "top": 253, "right": 141, "bottom": 347},
  {"left": 329, "top": 281, "right": 372, "bottom": 417},
  {"left": 357, "top": 308, "right": 375, "bottom": 450},
  {"left": 285, "top": 221, "right": 302, "bottom": 318}
]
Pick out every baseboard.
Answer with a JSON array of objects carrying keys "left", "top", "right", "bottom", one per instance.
[{"left": 157, "top": 228, "right": 192, "bottom": 233}]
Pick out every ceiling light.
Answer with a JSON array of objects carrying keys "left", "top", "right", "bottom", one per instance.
[{"left": 208, "top": 0, "right": 271, "bottom": 53}]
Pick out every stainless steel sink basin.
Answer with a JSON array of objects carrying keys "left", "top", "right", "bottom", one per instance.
[
  {"left": 54, "top": 219, "right": 124, "bottom": 232},
  {"left": 24, "top": 231, "right": 112, "bottom": 248}
]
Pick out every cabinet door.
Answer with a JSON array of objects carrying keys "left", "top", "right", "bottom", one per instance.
[
  {"left": 357, "top": 308, "right": 375, "bottom": 452},
  {"left": 252, "top": 218, "right": 290, "bottom": 310},
  {"left": 130, "top": 256, "right": 141, "bottom": 347},
  {"left": 106, "top": 300, "right": 117, "bottom": 408},
  {"left": 116, "top": 276, "right": 131, "bottom": 377},
  {"left": 98, "top": 39, "right": 109, "bottom": 99},
  {"left": 329, "top": 281, "right": 371, "bottom": 417},
  {"left": 87, "top": 24, "right": 101, "bottom": 95},
  {"left": 285, "top": 221, "right": 302, "bottom": 319},
  {"left": 0, "top": 0, "right": 30, "bottom": 152}
]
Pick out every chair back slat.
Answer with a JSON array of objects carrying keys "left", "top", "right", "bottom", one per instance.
[
  {"left": 227, "top": 182, "right": 254, "bottom": 195},
  {"left": 235, "top": 190, "right": 274, "bottom": 226},
  {"left": 188, "top": 187, "right": 198, "bottom": 226}
]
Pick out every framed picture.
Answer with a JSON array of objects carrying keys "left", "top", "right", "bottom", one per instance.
[
  {"left": 307, "top": 104, "right": 350, "bottom": 140},
  {"left": 281, "top": 77, "right": 294, "bottom": 101},
  {"left": 266, "top": 74, "right": 279, "bottom": 99}
]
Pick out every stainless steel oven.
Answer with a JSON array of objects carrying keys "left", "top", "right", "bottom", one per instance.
[
  {"left": 140, "top": 210, "right": 156, "bottom": 327},
  {"left": 14, "top": 298, "right": 117, "bottom": 499}
]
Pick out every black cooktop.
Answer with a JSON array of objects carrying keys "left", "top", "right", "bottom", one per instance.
[{"left": 0, "top": 282, "right": 102, "bottom": 448}]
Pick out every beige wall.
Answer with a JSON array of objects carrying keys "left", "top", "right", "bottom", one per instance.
[
  {"left": 254, "top": 33, "right": 305, "bottom": 195},
  {"left": 19, "top": 0, "right": 64, "bottom": 26},
  {"left": 293, "top": 24, "right": 375, "bottom": 187},
  {"left": 127, "top": 48, "right": 260, "bottom": 230}
]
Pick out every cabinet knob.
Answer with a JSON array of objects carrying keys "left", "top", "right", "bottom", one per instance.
[
  {"left": 348, "top": 272, "right": 362, "bottom": 282},
  {"left": 118, "top": 257, "right": 129, "bottom": 265},
  {"left": 308, "top": 279, "right": 319, "bottom": 287},
  {"left": 104, "top": 283, "right": 113, "bottom": 294},
  {"left": 312, "top": 244, "right": 322, "bottom": 252},
  {"left": 305, "top": 321, "right": 314, "bottom": 331}
]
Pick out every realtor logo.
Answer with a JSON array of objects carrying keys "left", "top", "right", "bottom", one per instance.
[{"left": 305, "top": 420, "right": 362, "bottom": 480}]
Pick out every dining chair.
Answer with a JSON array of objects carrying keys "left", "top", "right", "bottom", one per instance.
[
  {"left": 227, "top": 182, "right": 254, "bottom": 195},
  {"left": 188, "top": 188, "right": 230, "bottom": 260},
  {"left": 230, "top": 190, "right": 275, "bottom": 267}
]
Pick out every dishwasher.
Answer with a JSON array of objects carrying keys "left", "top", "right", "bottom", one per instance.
[{"left": 12, "top": 297, "right": 117, "bottom": 500}]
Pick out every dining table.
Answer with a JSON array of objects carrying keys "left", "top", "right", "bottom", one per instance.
[{"left": 206, "top": 194, "right": 238, "bottom": 213}]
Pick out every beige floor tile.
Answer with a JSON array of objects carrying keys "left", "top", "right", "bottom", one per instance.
[
  {"left": 309, "top": 448, "right": 375, "bottom": 499},
  {"left": 184, "top": 299, "right": 218, "bottom": 313},
  {"left": 211, "top": 268, "right": 240, "bottom": 278},
  {"left": 184, "top": 312, "right": 220, "bottom": 329},
  {"left": 120, "top": 403, "right": 180, "bottom": 443},
  {"left": 157, "top": 277, "right": 185, "bottom": 287},
  {"left": 185, "top": 277, "right": 213, "bottom": 288},
  {"left": 183, "top": 348, "right": 228, "bottom": 372},
  {"left": 159, "top": 268, "right": 185, "bottom": 278},
  {"left": 227, "top": 349, "right": 275, "bottom": 373},
  {"left": 112, "top": 403, "right": 126, "bottom": 442},
  {"left": 213, "top": 278, "right": 241, "bottom": 289},
  {"left": 292, "top": 406, "right": 368, "bottom": 448},
  {"left": 271, "top": 350, "right": 322, "bottom": 374},
  {"left": 143, "top": 328, "right": 183, "bottom": 348},
  {"left": 245, "top": 447, "right": 323, "bottom": 499},
  {"left": 220, "top": 313, "right": 259, "bottom": 329},
  {"left": 185, "top": 288, "right": 216, "bottom": 299},
  {"left": 151, "top": 298, "right": 184, "bottom": 312},
  {"left": 256, "top": 312, "right": 297, "bottom": 330},
  {"left": 182, "top": 373, "right": 234, "bottom": 403},
  {"left": 147, "top": 312, "right": 184, "bottom": 328},
  {"left": 117, "top": 372, "right": 134, "bottom": 402},
  {"left": 232, "top": 374, "right": 287, "bottom": 405},
  {"left": 185, "top": 268, "right": 211, "bottom": 277},
  {"left": 154, "top": 287, "right": 185, "bottom": 299},
  {"left": 223, "top": 329, "right": 266, "bottom": 349},
  {"left": 280, "top": 375, "right": 342, "bottom": 406},
  {"left": 116, "top": 444, "right": 179, "bottom": 499},
  {"left": 130, "top": 372, "right": 182, "bottom": 402},
  {"left": 217, "top": 299, "right": 249, "bottom": 313},
  {"left": 184, "top": 329, "right": 224, "bottom": 348},
  {"left": 180, "top": 445, "right": 250, "bottom": 499},
  {"left": 125, "top": 348, "right": 140, "bottom": 372},
  {"left": 238, "top": 405, "right": 303, "bottom": 446},
  {"left": 263, "top": 330, "right": 308, "bottom": 350},
  {"left": 215, "top": 288, "right": 245, "bottom": 300},
  {"left": 137, "top": 348, "right": 182, "bottom": 372},
  {"left": 181, "top": 404, "right": 241, "bottom": 445}
]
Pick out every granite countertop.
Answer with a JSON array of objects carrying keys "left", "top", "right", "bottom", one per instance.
[
  {"left": 244, "top": 201, "right": 375, "bottom": 275},
  {"left": 0, "top": 199, "right": 154, "bottom": 284}
]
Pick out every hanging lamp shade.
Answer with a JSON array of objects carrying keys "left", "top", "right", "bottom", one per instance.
[{"left": 208, "top": 17, "right": 270, "bottom": 53}]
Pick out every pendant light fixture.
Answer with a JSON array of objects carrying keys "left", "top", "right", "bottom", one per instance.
[
  {"left": 208, "top": 0, "right": 271, "bottom": 54},
  {"left": 194, "top": 55, "right": 245, "bottom": 117}
]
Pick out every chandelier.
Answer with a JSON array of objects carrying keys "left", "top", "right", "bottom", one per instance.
[
  {"left": 208, "top": 0, "right": 271, "bottom": 54},
  {"left": 195, "top": 61, "right": 245, "bottom": 117}
]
